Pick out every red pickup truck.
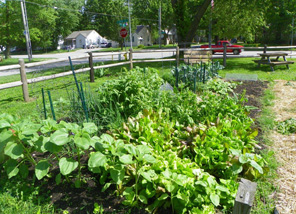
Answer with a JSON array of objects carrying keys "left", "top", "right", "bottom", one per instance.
[{"left": 200, "top": 40, "right": 244, "bottom": 55}]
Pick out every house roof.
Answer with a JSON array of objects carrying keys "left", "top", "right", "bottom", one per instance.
[
  {"left": 135, "top": 25, "right": 151, "bottom": 34},
  {"left": 65, "top": 30, "right": 95, "bottom": 40}
]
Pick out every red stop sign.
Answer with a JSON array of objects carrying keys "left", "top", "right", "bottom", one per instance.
[{"left": 120, "top": 28, "right": 128, "bottom": 38}]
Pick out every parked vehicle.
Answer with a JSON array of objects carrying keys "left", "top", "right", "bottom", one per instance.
[
  {"left": 100, "top": 42, "right": 112, "bottom": 48},
  {"left": 87, "top": 43, "right": 98, "bottom": 49},
  {"left": 201, "top": 40, "right": 244, "bottom": 55}
]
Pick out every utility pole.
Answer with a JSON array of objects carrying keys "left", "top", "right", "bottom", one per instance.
[
  {"left": 128, "top": 0, "right": 132, "bottom": 50},
  {"left": 20, "top": 0, "right": 32, "bottom": 61},
  {"left": 291, "top": 17, "right": 294, "bottom": 47},
  {"left": 159, "top": 6, "right": 161, "bottom": 48}
]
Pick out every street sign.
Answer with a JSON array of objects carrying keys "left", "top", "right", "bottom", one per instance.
[
  {"left": 120, "top": 28, "right": 128, "bottom": 38},
  {"left": 117, "top": 19, "right": 128, "bottom": 24}
]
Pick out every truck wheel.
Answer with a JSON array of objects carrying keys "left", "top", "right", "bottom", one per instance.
[{"left": 233, "top": 49, "right": 240, "bottom": 55}]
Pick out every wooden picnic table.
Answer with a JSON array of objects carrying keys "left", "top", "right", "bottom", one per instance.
[{"left": 253, "top": 52, "right": 294, "bottom": 71}]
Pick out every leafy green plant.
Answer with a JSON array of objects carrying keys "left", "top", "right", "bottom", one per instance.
[
  {"left": 171, "top": 62, "right": 223, "bottom": 90},
  {"left": 276, "top": 118, "right": 296, "bottom": 134},
  {"left": 0, "top": 113, "right": 97, "bottom": 186}
]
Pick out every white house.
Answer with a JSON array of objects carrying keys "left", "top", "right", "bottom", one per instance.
[
  {"left": 64, "top": 30, "right": 104, "bottom": 49},
  {"left": 125, "top": 25, "right": 152, "bottom": 47}
]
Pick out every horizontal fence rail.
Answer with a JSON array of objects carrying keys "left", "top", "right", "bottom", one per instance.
[{"left": 1, "top": 45, "right": 296, "bottom": 101}]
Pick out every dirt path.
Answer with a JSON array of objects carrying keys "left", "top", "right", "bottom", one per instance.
[{"left": 270, "top": 80, "right": 296, "bottom": 213}]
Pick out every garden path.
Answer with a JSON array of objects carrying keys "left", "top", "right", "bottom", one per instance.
[{"left": 270, "top": 80, "right": 296, "bottom": 213}]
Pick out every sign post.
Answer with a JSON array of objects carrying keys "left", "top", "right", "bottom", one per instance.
[
  {"left": 120, "top": 28, "right": 128, "bottom": 38},
  {"left": 120, "top": 28, "right": 128, "bottom": 51}
]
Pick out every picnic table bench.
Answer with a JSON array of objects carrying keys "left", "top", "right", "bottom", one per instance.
[{"left": 254, "top": 52, "right": 294, "bottom": 71}]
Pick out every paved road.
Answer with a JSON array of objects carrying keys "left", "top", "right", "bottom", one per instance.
[{"left": 1, "top": 48, "right": 295, "bottom": 77}]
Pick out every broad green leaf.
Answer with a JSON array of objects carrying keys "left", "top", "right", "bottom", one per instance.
[
  {"left": 83, "top": 123, "right": 98, "bottom": 134},
  {"left": 19, "top": 164, "right": 29, "bottom": 179},
  {"left": 162, "top": 169, "right": 171, "bottom": 179},
  {"left": 74, "top": 133, "right": 91, "bottom": 150},
  {"left": 143, "top": 154, "right": 156, "bottom": 163},
  {"left": 59, "top": 157, "right": 78, "bottom": 176},
  {"left": 158, "top": 193, "right": 169, "bottom": 201},
  {"left": 216, "top": 185, "right": 230, "bottom": 194},
  {"left": 250, "top": 160, "right": 263, "bottom": 174},
  {"left": 88, "top": 152, "right": 107, "bottom": 172},
  {"left": 40, "top": 119, "right": 57, "bottom": 133},
  {"left": 137, "top": 145, "right": 151, "bottom": 155},
  {"left": 239, "top": 155, "right": 249, "bottom": 164},
  {"left": 230, "top": 149, "right": 241, "bottom": 157},
  {"left": 50, "top": 129, "right": 69, "bottom": 146},
  {"left": 139, "top": 193, "right": 148, "bottom": 204},
  {"left": 110, "top": 167, "right": 125, "bottom": 184},
  {"left": 207, "top": 176, "right": 216, "bottom": 187},
  {"left": 231, "top": 164, "right": 243, "bottom": 175},
  {"left": 0, "top": 131, "right": 13, "bottom": 152},
  {"left": 44, "top": 141, "right": 62, "bottom": 153},
  {"left": 100, "top": 134, "right": 114, "bottom": 144},
  {"left": 21, "top": 124, "right": 41, "bottom": 136},
  {"left": 123, "top": 187, "right": 135, "bottom": 203},
  {"left": 4, "top": 142, "right": 24, "bottom": 160},
  {"left": 163, "top": 180, "right": 177, "bottom": 193},
  {"left": 145, "top": 183, "right": 156, "bottom": 198},
  {"left": 35, "top": 160, "right": 50, "bottom": 180},
  {"left": 35, "top": 136, "right": 49, "bottom": 153},
  {"left": 0, "top": 120, "right": 11, "bottom": 129},
  {"left": 210, "top": 193, "right": 220, "bottom": 206},
  {"left": 90, "top": 136, "right": 100, "bottom": 149},
  {"left": 119, "top": 154, "right": 134, "bottom": 164},
  {"left": 140, "top": 169, "right": 157, "bottom": 182},
  {"left": 4, "top": 159, "right": 19, "bottom": 178},
  {"left": 124, "top": 144, "right": 137, "bottom": 156}
]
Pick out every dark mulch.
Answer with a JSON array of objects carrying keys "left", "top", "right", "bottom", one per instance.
[{"left": 233, "top": 80, "right": 268, "bottom": 119}]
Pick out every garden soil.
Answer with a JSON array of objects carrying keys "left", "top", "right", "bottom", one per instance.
[{"left": 269, "top": 80, "right": 296, "bottom": 214}]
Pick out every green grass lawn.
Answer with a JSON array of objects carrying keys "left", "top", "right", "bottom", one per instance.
[{"left": 0, "top": 58, "right": 51, "bottom": 67}]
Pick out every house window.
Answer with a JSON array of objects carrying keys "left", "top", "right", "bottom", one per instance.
[
  {"left": 79, "top": 40, "right": 82, "bottom": 44},
  {"left": 132, "top": 36, "right": 134, "bottom": 42}
]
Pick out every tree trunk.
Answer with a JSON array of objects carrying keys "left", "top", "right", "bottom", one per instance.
[
  {"left": 5, "top": 2, "right": 11, "bottom": 59},
  {"left": 171, "top": 0, "right": 211, "bottom": 48}
]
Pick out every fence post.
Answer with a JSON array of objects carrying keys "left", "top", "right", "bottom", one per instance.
[
  {"left": 176, "top": 46, "right": 180, "bottom": 67},
  {"left": 129, "top": 49, "right": 133, "bottom": 70},
  {"left": 88, "top": 52, "right": 94, "bottom": 82},
  {"left": 223, "top": 43, "right": 227, "bottom": 67},
  {"left": 233, "top": 178, "right": 257, "bottom": 214},
  {"left": 19, "top": 59, "right": 30, "bottom": 102},
  {"left": 264, "top": 44, "right": 267, "bottom": 53}
]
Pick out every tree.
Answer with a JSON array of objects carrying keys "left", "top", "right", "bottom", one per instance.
[
  {"left": 0, "top": 0, "right": 23, "bottom": 59},
  {"left": 79, "top": 0, "right": 129, "bottom": 45},
  {"left": 171, "top": 0, "right": 211, "bottom": 46},
  {"left": 52, "top": 0, "right": 83, "bottom": 49},
  {"left": 210, "top": 0, "right": 267, "bottom": 43},
  {"left": 132, "top": 0, "right": 174, "bottom": 45}
]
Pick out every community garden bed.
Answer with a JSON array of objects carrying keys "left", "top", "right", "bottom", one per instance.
[{"left": 0, "top": 65, "right": 275, "bottom": 213}]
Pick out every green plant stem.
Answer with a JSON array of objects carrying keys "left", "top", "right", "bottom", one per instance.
[
  {"left": 19, "top": 141, "right": 37, "bottom": 165},
  {"left": 77, "top": 148, "right": 81, "bottom": 182}
]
